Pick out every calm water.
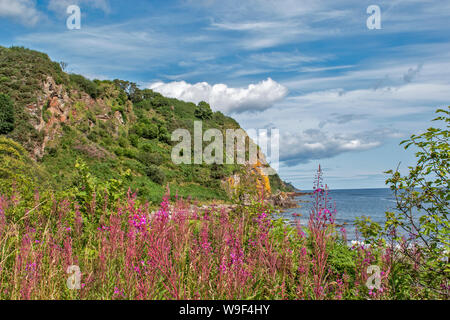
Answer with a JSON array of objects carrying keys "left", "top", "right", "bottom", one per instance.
[{"left": 281, "top": 188, "right": 399, "bottom": 241}]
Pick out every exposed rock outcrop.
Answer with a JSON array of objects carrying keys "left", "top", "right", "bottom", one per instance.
[
  {"left": 24, "top": 76, "right": 119, "bottom": 159},
  {"left": 267, "top": 191, "right": 299, "bottom": 209}
]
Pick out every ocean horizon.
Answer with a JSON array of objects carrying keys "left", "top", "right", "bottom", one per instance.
[{"left": 282, "top": 188, "right": 400, "bottom": 241}]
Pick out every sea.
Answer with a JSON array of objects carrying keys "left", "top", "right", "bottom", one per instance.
[{"left": 281, "top": 188, "right": 401, "bottom": 241}]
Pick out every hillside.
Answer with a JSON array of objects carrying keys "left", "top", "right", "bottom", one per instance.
[{"left": 0, "top": 46, "right": 293, "bottom": 205}]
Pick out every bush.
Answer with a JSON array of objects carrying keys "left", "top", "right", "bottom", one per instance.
[
  {"left": 384, "top": 107, "right": 449, "bottom": 295},
  {"left": 132, "top": 122, "right": 159, "bottom": 139},
  {"left": 118, "top": 136, "right": 129, "bottom": 148},
  {"left": 129, "top": 134, "right": 139, "bottom": 147},
  {"left": 69, "top": 74, "right": 99, "bottom": 99},
  {"left": 123, "top": 148, "right": 138, "bottom": 159},
  {"left": 145, "top": 165, "right": 166, "bottom": 185},
  {"left": 143, "top": 123, "right": 159, "bottom": 139},
  {"left": 138, "top": 151, "right": 163, "bottom": 166},
  {"left": 114, "top": 147, "right": 124, "bottom": 157},
  {"left": 158, "top": 125, "right": 170, "bottom": 143},
  {"left": 151, "top": 96, "right": 169, "bottom": 108},
  {"left": 0, "top": 94, "right": 14, "bottom": 134},
  {"left": 0, "top": 137, "right": 48, "bottom": 197},
  {"left": 195, "top": 101, "right": 213, "bottom": 120}
]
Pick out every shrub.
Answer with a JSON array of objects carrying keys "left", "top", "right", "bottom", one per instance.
[
  {"left": 145, "top": 165, "right": 166, "bottom": 185},
  {"left": 138, "top": 151, "right": 163, "bottom": 166},
  {"left": 114, "top": 147, "right": 124, "bottom": 157},
  {"left": 0, "top": 94, "right": 14, "bottom": 134},
  {"left": 69, "top": 74, "right": 99, "bottom": 99},
  {"left": 157, "top": 125, "right": 170, "bottom": 143},
  {"left": 123, "top": 148, "right": 138, "bottom": 159},
  {"left": 143, "top": 123, "right": 158, "bottom": 139},
  {"left": 384, "top": 107, "right": 449, "bottom": 296},
  {"left": 87, "top": 131, "right": 98, "bottom": 142},
  {"left": 195, "top": 101, "right": 213, "bottom": 120},
  {"left": 151, "top": 96, "right": 169, "bottom": 108},
  {"left": 132, "top": 122, "right": 159, "bottom": 140},
  {"left": 129, "top": 134, "right": 139, "bottom": 147},
  {"left": 118, "top": 136, "right": 129, "bottom": 148}
]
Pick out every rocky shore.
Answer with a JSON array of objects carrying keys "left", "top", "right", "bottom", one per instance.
[
  {"left": 266, "top": 191, "right": 311, "bottom": 209},
  {"left": 154, "top": 190, "right": 311, "bottom": 217}
]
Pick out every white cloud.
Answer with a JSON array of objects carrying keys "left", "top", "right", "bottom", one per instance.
[
  {"left": 0, "top": 0, "right": 41, "bottom": 26},
  {"left": 149, "top": 78, "right": 288, "bottom": 114},
  {"left": 233, "top": 57, "right": 450, "bottom": 168},
  {"left": 300, "top": 65, "right": 354, "bottom": 73},
  {"left": 210, "top": 19, "right": 331, "bottom": 50},
  {"left": 284, "top": 82, "right": 450, "bottom": 118},
  {"left": 193, "top": 0, "right": 450, "bottom": 51},
  {"left": 248, "top": 51, "right": 326, "bottom": 68},
  {"left": 16, "top": 23, "right": 173, "bottom": 73},
  {"left": 278, "top": 128, "right": 396, "bottom": 166}
]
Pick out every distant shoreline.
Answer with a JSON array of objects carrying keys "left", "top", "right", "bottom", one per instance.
[{"left": 291, "top": 191, "right": 312, "bottom": 197}]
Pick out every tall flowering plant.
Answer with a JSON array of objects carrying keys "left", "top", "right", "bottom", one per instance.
[{"left": 308, "top": 165, "right": 337, "bottom": 299}]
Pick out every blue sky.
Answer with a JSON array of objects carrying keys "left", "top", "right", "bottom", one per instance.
[{"left": 1, "top": 0, "right": 449, "bottom": 189}]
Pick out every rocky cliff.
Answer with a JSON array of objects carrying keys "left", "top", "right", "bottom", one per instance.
[{"left": 0, "top": 46, "right": 294, "bottom": 204}]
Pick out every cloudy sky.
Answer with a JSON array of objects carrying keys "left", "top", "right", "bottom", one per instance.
[{"left": 1, "top": 0, "right": 449, "bottom": 189}]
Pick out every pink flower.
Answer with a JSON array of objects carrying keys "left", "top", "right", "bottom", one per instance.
[
  {"left": 201, "top": 241, "right": 211, "bottom": 252},
  {"left": 314, "top": 188, "right": 324, "bottom": 194}
]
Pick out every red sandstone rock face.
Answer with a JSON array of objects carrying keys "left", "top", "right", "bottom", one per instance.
[
  {"left": 28, "top": 76, "right": 71, "bottom": 158},
  {"left": 24, "top": 76, "right": 113, "bottom": 159},
  {"left": 49, "top": 96, "right": 59, "bottom": 109}
]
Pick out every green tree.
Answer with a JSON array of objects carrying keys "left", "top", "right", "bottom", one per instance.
[
  {"left": 385, "top": 107, "right": 449, "bottom": 297},
  {"left": 158, "top": 125, "right": 170, "bottom": 143},
  {"left": 69, "top": 74, "right": 98, "bottom": 98},
  {"left": 195, "top": 101, "right": 213, "bottom": 120},
  {"left": 0, "top": 94, "right": 14, "bottom": 134},
  {"left": 152, "top": 96, "right": 169, "bottom": 109},
  {"left": 132, "top": 121, "right": 159, "bottom": 139},
  {"left": 143, "top": 123, "right": 159, "bottom": 139}
]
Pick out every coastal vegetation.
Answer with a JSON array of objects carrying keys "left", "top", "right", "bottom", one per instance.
[
  {"left": 0, "top": 46, "right": 292, "bottom": 205},
  {"left": 357, "top": 107, "right": 449, "bottom": 297},
  {"left": 0, "top": 46, "right": 448, "bottom": 299},
  {"left": 0, "top": 160, "right": 447, "bottom": 299}
]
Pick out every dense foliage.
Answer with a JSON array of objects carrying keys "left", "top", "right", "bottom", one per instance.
[
  {"left": 356, "top": 107, "right": 449, "bottom": 298},
  {"left": 0, "top": 165, "right": 447, "bottom": 299},
  {"left": 383, "top": 107, "right": 449, "bottom": 296},
  {"left": 0, "top": 46, "right": 292, "bottom": 206},
  {"left": 195, "top": 101, "right": 213, "bottom": 120},
  {"left": 0, "top": 94, "right": 14, "bottom": 134},
  {"left": 2, "top": 45, "right": 446, "bottom": 300}
]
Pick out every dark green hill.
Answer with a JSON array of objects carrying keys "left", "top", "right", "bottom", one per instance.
[{"left": 0, "top": 46, "right": 293, "bottom": 204}]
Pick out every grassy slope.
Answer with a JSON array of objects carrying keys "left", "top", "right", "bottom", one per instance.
[{"left": 0, "top": 46, "right": 293, "bottom": 205}]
